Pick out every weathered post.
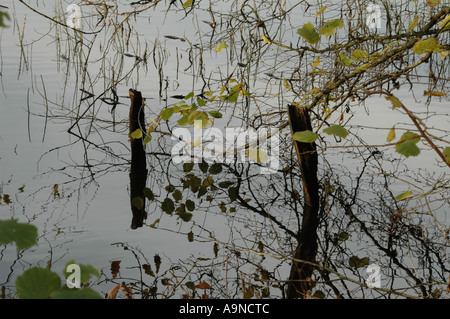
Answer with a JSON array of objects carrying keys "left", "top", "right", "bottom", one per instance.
[
  {"left": 129, "top": 89, "right": 147, "bottom": 229},
  {"left": 286, "top": 104, "right": 320, "bottom": 298}
]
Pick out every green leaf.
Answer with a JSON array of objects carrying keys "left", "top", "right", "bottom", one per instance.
[
  {"left": 161, "top": 107, "right": 175, "bottom": 121},
  {"left": 143, "top": 134, "right": 152, "bottom": 145},
  {"left": 183, "top": 0, "right": 193, "bottom": 8},
  {"left": 395, "top": 190, "right": 413, "bottom": 201},
  {"left": 51, "top": 287, "right": 102, "bottom": 299},
  {"left": 293, "top": 130, "right": 318, "bottom": 143},
  {"left": 337, "top": 232, "right": 350, "bottom": 241},
  {"left": 130, "top": 129, "right": 143, "bottom": 139},
  {"left": 63, "top": 260, "right": 100, "bottom": 283},
  {"left": 323, "top": 125, "right": 349, "bottom": 138},
  {"left": 385, "top": 95, "right": 403, "bottom": 109},
  {"left": 208, "top": 111, "right": 223, "bottom": 118},
  {"left": 226, "top": 91, "right": 239, "bottom": 103},
  {"left": 351, "top": 49, "right": 368, "bottom": 62},
  {"left": 177, "top": 114, "right": 189, "bottom": 126},
  {"left": 444, "top": 147, "right": 450, "bottom": 164},
  {"left": 0, "top": 219, "right": 38, "bottom": 250},
  {"left": 349, "top": 256, "right": 370, "bottom": 269},
  {"left": 396, "top": 140, "right": 420, "bottom": 158},
  {"left": 184, "top": 92, "right": 195, "bottom": 100},
  {"left": 395, "top": 132, "right": 420, "bottom": 158},
  {"left": 413, "top": 38, "right": 440, "bottom": 55},
  {"left": 16, "top": 267, "right": 61, "bottom": 299},
  {"left": 297, "top": 23, "right": 320, "bottom": 44},
  {"left": 197, "top": 97, "right": 207, "bottom": 107},
  {"left": 319, "top": 19, "right": 344, "bottom": 37},
  {"left": 338, "top": 51, "right": 351, "bottom": 66},
  {"left": 162, "top": 198, "right": 175, "bottom": 214},
  {"left": 215, "top": 42, "right": 229, "bottom": 52}
]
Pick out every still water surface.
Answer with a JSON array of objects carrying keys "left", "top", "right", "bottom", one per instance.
[{"left": 0, "top": 0, "right": 448, "bottom": 298}]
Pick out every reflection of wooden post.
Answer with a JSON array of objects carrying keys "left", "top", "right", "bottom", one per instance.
[
  {"left": 286, "top": 104, "right": 320, "bottom": 298},
  {"left": 129, "top": 89, "right": 147, "bottom": 229}
]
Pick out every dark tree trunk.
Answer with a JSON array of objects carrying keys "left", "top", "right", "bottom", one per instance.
[
  {"left": 129, "top": 89, "right": 147, "bottom": 229},
  {"left": 286, "top": 104, "right": 320, "bottom": 298}
]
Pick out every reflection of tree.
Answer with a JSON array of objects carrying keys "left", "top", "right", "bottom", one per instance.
[{"left": 10, "top": 0, "right": 449, "bottom": 299}]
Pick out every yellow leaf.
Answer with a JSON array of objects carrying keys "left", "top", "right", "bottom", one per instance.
[
  {"left": 385, "top": 95, "right": 403, "bottom": 109},
  {"left": 439, "top": 50, "right": 448, "bottom": 60},
  {"left": 440, "top": 15, "right": 450, "bottom": 31},
  {"left": 426, "top": 0, "right": 441, "bottom": 7},
  {"left": 424, "top": 90, "right": 446, "bottom": 97},
  {"left": 148, "top": 117, "right": 159, "bottom": 127},
  {"left": 311, "top": 56, "right": 321, "bottom": 67},
  {"left": 215, "top": 42, "right": 228, "bottom": 52},
  {"left": 408, "top": 16, "right": 419, "bottom": 31},
  {"left": 387, "top": 126, "right": 396, "bottom": 142},
  {"left": 183, "top": 0, "right": 193, "bottom": 8},
  {"left": 130, "top": 128, "right": 143, "bottom": 139},
  {"left": 262, "top": 35, "right": 272, "bottom": 45},
  {"left": 247, "top": 148, "right": 268, "bottom": 163},
  {"left": 315, "top": 6, "right": 327, "bottom": 17},
  {"left": 283, "top": 78, "right": 291, "bottom": 90}
]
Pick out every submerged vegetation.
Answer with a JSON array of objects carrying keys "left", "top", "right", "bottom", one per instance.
[{"left": 0, "top": 0, "right": 449, "bottom": 299}]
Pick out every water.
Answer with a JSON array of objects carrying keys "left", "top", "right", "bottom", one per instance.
[{"left": 0, "top": 0, "right": 449, "bottom": 299}]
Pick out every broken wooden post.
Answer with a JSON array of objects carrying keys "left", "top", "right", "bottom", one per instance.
[
  {"left": 129, "top": 89, "right": 147, "bottom": 229},
  {"left": 286, "top": 104, "right": 320, "bottom": 298}
]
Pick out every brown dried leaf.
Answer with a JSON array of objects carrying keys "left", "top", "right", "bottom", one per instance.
[
  {"left": 121, "top": 284, "right": 133, "bottom": 299},
  {"left": 195, "top": 280, "right": 213, "bottom": 290},
  {"left": 106, "top": 285, "right": 121, "bottom": 299},
  {"left": 143, "top": 264, "right": 154, "bottom": 277},
  {"left": 111, "top": 260, "right": 121, "bottom": 279}
]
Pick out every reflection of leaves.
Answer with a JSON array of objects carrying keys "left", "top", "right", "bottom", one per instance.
[
  {"left": 143, "top": 188, "right": 155, "bottom": 201},
  {"left": 0, "top": 219, "right": 38, "bottom": 250},
  {"left": 162, "top": 198, "right": 175, "bottom": 214},
  {"left": 195, "top": 280, "right": 213, "bottom": 289},
  {"left": 131, "top": 196, "right": 144, "bottom": 209},
  {"left": 185, "top": 199, "right": 195, "bottom": 211},
  {"left": 188, "top": 231, "right": 194, "bottom": 242},
  {"left": 349, "top": 256, "right": 370, "bottom": 268}
]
